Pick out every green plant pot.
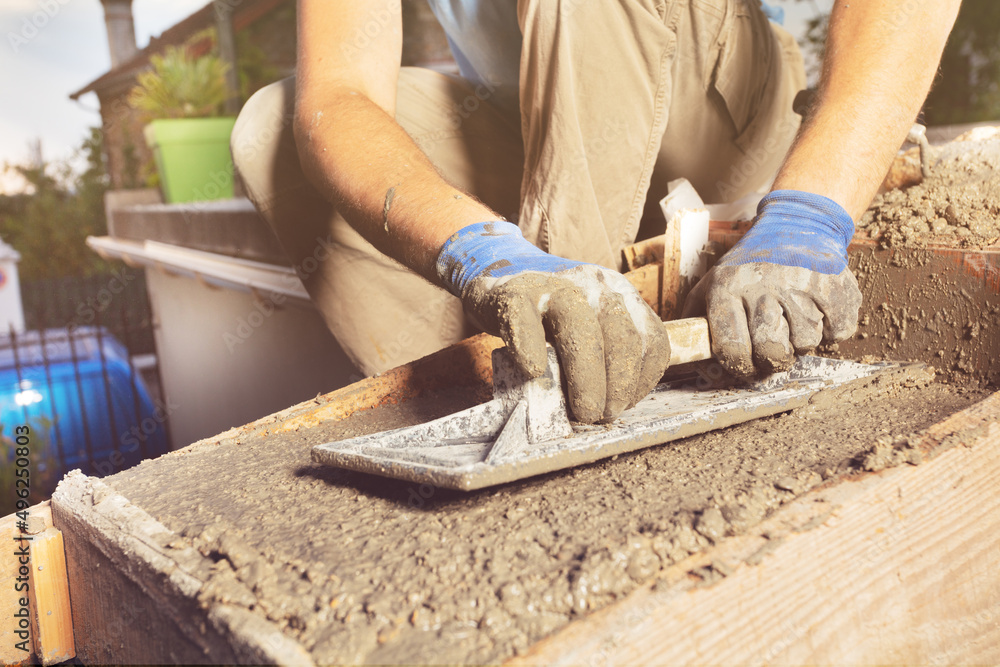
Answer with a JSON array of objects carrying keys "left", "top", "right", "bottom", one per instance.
[{"left": 144, "top": 117, "right": 237, "bottom": 203}]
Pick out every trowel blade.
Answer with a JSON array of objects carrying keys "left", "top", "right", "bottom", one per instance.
[{"left": 311, "top": 356, "right": 906, "bottom": 491}]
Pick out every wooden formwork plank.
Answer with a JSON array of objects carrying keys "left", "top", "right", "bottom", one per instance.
[
  {"left": 512, "top": 392, "right": 1000, "bottom": 665},
  {"left": 277, "top": 333, "right": 503, "bottom": 433},
  {"left": 626, "top": 263, "right": 662, "bottom": 316}
]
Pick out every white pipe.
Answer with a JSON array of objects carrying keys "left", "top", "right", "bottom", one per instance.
[{"left": 86, "top": 236, "right": 312, "bottom": 305}]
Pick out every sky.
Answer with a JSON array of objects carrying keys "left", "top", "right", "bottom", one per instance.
[
  {"left": 0, "top": 0, "right": 830, "bottom": 194},
  {"left": 0, "top": 0, "right": 207, "bottom": 193}
]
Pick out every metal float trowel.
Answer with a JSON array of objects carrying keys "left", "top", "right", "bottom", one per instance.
[{"left": 312, "top": 318, "right": 900, "bottom": 491}]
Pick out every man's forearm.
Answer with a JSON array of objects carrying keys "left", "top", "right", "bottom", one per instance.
[
  {"left": 294, "top": 87, "right": 498, "bottom": 281},
  {"left": 773, "top": 0, "right": 962, "bottom": 219}
]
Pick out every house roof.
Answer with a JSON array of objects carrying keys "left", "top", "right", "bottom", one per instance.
[{"left": 70, "top": 0, "right": 289, "bottom": 100}]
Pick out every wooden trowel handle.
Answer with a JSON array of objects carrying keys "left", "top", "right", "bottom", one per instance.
[{"left": 663, "top": 317, "right": 713, "bottom": 366}]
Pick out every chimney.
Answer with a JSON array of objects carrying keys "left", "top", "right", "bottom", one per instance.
[{"left": 100, "top": 0, "right": 138, "bottom": 68}]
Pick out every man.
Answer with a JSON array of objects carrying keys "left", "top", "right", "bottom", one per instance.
[{"left": 232, "top": 0, "right": 961, "bottom": 424}]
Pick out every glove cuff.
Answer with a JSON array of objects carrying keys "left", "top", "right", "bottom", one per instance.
[
  {"left": 757, "top": 190, "right": 855, "bottom": 250},
  {"left": 435, "top": 221, "right": 533, "bottom": 297},
  {"left": 718, "top": 190, "right": 855, "bottom": 274}
]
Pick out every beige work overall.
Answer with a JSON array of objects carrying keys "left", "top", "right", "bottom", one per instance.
[{"left": 232, "top": 0, "right": 805, "bottom": 376}]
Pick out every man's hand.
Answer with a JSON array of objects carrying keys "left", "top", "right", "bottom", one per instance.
[
  {"left": 436, "top": 221, "right": 670, "bottom": 423},
  {"left": 685, "top": 191, "right": 862, "bottom": 378}
]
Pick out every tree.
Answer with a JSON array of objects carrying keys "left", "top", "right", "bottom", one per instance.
[
  {"left": 923, "top": 0, "right": 1000, "bottom": 125},
  {"left": 787, "top": 0, "right": 1000, "bottom": 125},
  {"left": 0, "top": 129, "right": 111, "bottom": 281}
]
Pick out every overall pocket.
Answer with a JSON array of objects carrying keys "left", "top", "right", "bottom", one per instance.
[{"left": 711, "top": 0, "right": 775, "bottom": 150}]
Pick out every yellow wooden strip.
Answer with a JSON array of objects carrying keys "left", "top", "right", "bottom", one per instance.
[
  {"left": 28, "top": 527, "right": 75, "bottom": 665},
  {"left": 660, "top": 216, "right": 682, "bottom": 320},
  {"left": 1, "top": 503, "right": 53, "bottom": 666},
  {"left": 624, "top": 263, "right": 662, "bottom": 316}
]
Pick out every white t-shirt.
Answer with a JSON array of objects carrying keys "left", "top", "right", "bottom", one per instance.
[{"left": 426, "top": 0, "right": 521, "bottom": 115}]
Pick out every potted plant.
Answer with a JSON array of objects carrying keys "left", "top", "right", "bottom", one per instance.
[{"left": 128, "top": 46, "right": 236, "bottom": 203}]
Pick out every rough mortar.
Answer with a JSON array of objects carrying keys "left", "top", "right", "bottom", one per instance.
[{"left": 861, "top": 127, "right": 1000, "bottom": 248}]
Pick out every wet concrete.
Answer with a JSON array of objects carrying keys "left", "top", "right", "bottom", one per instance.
[{"left": 106, "top": 367, "right": 989, "bottom": 663}]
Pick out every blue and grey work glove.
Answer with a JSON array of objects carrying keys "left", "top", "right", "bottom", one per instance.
[
  {"left": 684, "top": 190, "right": 863, "bottom": 377},
  {"left": 436, "top": 221, "right": 671, "bottom": 424}
]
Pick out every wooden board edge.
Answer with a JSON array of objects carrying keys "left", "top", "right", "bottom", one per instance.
[
  {"left": 660, "top": 215, "right": 681, "bottom": 319},
  {"left": 625, "top": 263, "right": 662, "bottom": 316}
]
